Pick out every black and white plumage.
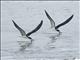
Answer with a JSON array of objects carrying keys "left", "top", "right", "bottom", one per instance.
[
  {"left": 45, "top": 10, "right": 74, "bottom": 37},
  {"left": 12, "top": 20, "right": 43, "bottom": 50}
]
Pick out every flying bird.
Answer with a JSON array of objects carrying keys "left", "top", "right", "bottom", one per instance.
[
  {"left": 12, "top": 20, "right": 43, "bottom": 50},
  {"left": 44, "top": 10, "right": 74, "bottom": 37}
]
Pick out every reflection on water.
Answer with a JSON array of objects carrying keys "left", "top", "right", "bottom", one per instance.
[
  {"left": 1, "top": 33, "right": 79, "bottom": 60},
  {"left": 1, "top": 48, "right": 78, "bottom": 60}
]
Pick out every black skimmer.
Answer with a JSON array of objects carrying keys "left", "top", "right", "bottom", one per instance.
[
  {"left": 44, "top": 10, "right": 74, "bottom": 38},
  {"left": 12, "top": 20, "right": 43, "bottom": 50}
]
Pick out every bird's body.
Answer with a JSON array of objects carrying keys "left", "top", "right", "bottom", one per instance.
[
  {"left": 17, "top": 36, "right": 32, "bottom": 45},
  {"left": 44, "top": 28, "right": 58, "bottom": 34},
  {"left": 44, "top": 28, "right": 60, "bottom": 38},
  {"left": 44, "top": 10, "right": 73, "bottom": 38},
  {"left": 17, "top": 36, "right": 33, "bottom": 51},
  {"left": 17, "top": 40, "right": 32, "bottom": 48}
]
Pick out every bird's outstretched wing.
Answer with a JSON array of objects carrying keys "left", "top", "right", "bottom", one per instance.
[
  {"left": 45, "top": 10, "right": 55, "bottom": 28},
  {"left": 55, "top": 15, "right": 74, "bottom": 30},
  {"left": 12, "top": 20, "right": 26, "bottom": 36},
  {"left": 26, "top": 20, "right": 43, "bottom": 36}
]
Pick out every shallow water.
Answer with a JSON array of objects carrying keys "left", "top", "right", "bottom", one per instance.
[
  {"left": 1, "top": 32, "right": 79, "bottom": 60},
  {"left": 1, "top": 1, "right": 79, "bottom": 60}
]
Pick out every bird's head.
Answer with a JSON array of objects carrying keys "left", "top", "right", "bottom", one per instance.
[
  {"left": 27, "top": 36, "right": 34, "bottom": 41},
  {"left": 56, "top": 29, "right": 60, "bottom": 32},
  {"left": 28, "top": 36, "right": 32, "bottom": 39},
  {"left": 56, "top": 29, "right": 62, "bottom": 35}
]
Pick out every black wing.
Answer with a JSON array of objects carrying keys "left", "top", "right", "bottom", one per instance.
[
  {"left": 26, "top": 20, "right": 43, "bottom": 36},
  {"left": 12, "top": 20, "right": 26, "bottom": 36},
  {"left": 45, "top": 10, "right": 55, "bottom": 28},
  {"left": 55, "top": 15, "right": 74, "bottom": 30}
]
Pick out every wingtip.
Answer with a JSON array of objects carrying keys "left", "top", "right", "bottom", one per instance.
[
  {"left": 12, "top": 20, "right": 15, "bottom": 23},
  {"left": 71, "top": 14, "right": 74, "bottom": 16},
  {"left": 44, "top": 9, "right": 46, "bottom": 11},
  {"left": 70, "top": 14, "right": 74, "bottom": 19},
  {"left": 72, "top": 14, "right": 74, "bottom": 17},
  {"left": 44, "top": 9, "right": 46, "bottom": 12},
  {"left": 40, "top": 20, "right": 43, "bottom": 25},
  {"left": 12, "top": 20, "right": 18, "bottom": 27},
  {"left": 44, "top": 10, "right": 48, "bottom": 14},
  {"left": 12, "top": 20, "right": 13, "bottom": 22},
  {"left": 41, "top": 20, "right": 43, "bottom": 23}
]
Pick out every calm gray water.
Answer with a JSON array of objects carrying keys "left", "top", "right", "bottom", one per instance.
[{"left": 1, "top": 1, "right": 79, "bottom": 60}]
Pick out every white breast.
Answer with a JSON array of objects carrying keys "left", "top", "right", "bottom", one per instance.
[
  {"left": 43, "top": 28, "right": 59, "bottom": 37},
  {"left": 17, "top": 36, "right": 31, "bottom": 47}
]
